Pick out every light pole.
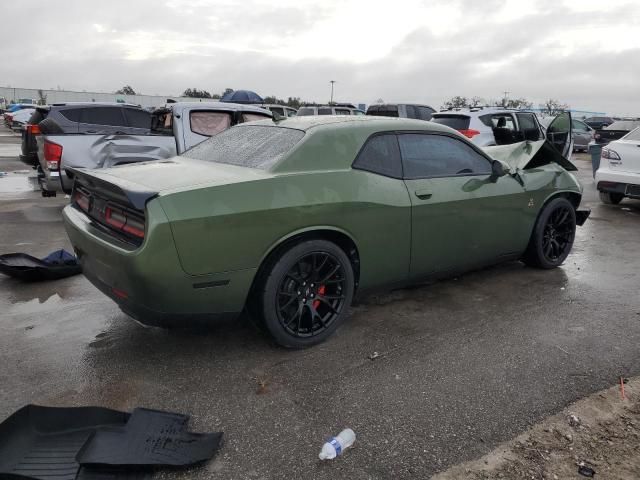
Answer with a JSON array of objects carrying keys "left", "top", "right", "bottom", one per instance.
[{"left": 329, "top": 80, "right": 336, "bottom": 105}]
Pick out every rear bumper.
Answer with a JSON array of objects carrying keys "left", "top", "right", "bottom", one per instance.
[
  {"left": 62, "top": 203, "right": 253, "bottom": 327},
  {"left": 595, "top": 168, "right": 640, "bottom": 198}
]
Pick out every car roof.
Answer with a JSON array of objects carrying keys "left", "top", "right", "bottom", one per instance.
[
  {"left": 169, "top": 102, "right": 272, "bottom": 115},
  {"left": 433, "top": 108, "right": 525, "bottom": 118},
  {"left": 253, "top": 115, "right": 453, "bottom": 133},
  {"left": 49, "top": 102, "right": 142, "bottom": 107}
]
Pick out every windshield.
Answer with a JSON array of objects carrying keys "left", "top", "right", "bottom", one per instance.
[
  {"left": 182, "top": 125, "right": 305, "bottom": 169},
  {"left": 431, "top": 114, "right": 471, "bottom": 130}
]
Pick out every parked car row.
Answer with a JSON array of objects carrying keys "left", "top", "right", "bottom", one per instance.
[{"left": 19, "top": 102, "right": 272, "bottom": 196}]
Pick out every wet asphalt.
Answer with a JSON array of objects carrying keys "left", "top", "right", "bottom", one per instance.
[{"left": 1, "top": 126, "right": 639, "bottom": 479}]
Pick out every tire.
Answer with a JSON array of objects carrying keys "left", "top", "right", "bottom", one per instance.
[
  {"left": 522, "top": 197, "right": 576, "bottom": 269},
  {"left": 256, "top": 239, "right": 355, "bottom": 348},
  {"left": 599, "top": 191, "right": 624, "bottom": 205}
]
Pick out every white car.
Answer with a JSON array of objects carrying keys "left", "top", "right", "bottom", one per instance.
[
  {"left": 431, "top": 108, "right": 544, "bottom": 147},
  {"left": 595, "top": 127, "right": 640, "bottom": 204}
]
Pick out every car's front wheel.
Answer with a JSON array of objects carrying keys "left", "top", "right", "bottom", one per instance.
[
  {"left": 599, "top": 191, "right": 624, "bottom": 204},
  {"left": 257, "top": 239, "right": 354, "bottom": 348},
  {"left": 522, "top": 197, "right": 577, "bottom": 269}
]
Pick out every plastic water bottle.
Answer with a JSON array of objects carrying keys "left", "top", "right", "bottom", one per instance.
[{"left": 318, "top": 428, "right": 356, "bottom": 460}]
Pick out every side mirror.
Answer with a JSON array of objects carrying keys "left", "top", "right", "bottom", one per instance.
[{"left": 491, "top": 159, "right": 510, "bottom": 178}]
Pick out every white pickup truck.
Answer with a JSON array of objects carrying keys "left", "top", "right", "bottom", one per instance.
[{"left": 37, "top": 102, "right": 272, "bottom": 195}]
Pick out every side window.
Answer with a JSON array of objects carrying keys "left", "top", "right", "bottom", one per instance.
[
  {"left": 491, "top": 115, "right": 516, "bottom": 131},
  {"left": 59, "top": 108, "right": 82, "bottom": 122},
  {"left": 334, "top": 109, "right": 351, "bottom": 115},
  {"left": 352, "top": 134, "right": 402, "bottom": 178},
  {"left": 573, "top": 120, "right": 588, "bottom": 132},
  {"left": 190, "top": 111, "right": 232, "bottom": 136},
  {"left": 80, "top": 107, "right": 127, "bottom": 126},
  {"left": 405, "top": 105, "right": 417, "bottom": 119},
  {"left": 417, "top": 106, "right": 434, "bottom": 120},
  {"left": 123, "top": 108, "right": 151, "bottom": 129},
  {"left": 270, "top": 107, "right": 284, "bottom": 116},
  {"left": 318, "top": 107, "right": 332, "bottom": 115},
  {"left": 398, "top": 134, "right": 492, "bottom": 179},
  {"left": 516, "top": 113, "right": 540, "bottom": 140}
]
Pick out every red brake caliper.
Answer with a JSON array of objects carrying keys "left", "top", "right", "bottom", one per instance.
[{"left": 313, "top": 285, "right": 325, "bottom": 310}]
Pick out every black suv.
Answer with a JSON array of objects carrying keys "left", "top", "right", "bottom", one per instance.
[
  {"left": 583, "top": 116, "right": 614, "bottom": 130},
  {"left": 20, "top": 103, "right": 152, "bottom": 167},
  {"left": 366, "top": 103, "right": 436, "bottom": 121}
]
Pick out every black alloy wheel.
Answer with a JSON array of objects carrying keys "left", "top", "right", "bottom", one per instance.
[
  {"left": 277, "top": 252, "right": 347, "bottom": 338},
  {"left": 541, "top": 204, "right": 575, "bottom": 263},
  {"left": 523, "top": 197, "right": 576, "bottom": 269},
  {"left": 258, "top": 239, "right": 355, "bottom": 348}
]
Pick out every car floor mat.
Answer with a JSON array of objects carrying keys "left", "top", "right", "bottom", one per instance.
[
  {"left": 0, "top": 406, "right": 223, "bottom": 480},
  {"left": 0, "top": 250, "right": 81, "bottom": 282},
  {"left": 76, "top": 408, "right": 223, "bottom": 468}
]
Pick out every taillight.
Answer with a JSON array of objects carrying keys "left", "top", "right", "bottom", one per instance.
[
  {"left": 44, "top": 140, "right": 63, "bottom": 171},
  {"left": 105, "top": 206, "right": 145, "bottom": 239},
  {"left": 27, "top": 124, "right": 41, "bottom": 135},
  {"left": 459, "top": 129, "right": 481, "bottom": 138},
  {"left": 73, "top": 190, "right": 90, "bottom": 212}
]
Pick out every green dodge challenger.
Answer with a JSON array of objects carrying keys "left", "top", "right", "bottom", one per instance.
[{"left": 63, "top": 115, "right": 589, "bottom": 348}]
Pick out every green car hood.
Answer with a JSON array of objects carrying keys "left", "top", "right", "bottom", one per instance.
[{"left": 483, "top": 140, "right": 578, "bottom": 172}]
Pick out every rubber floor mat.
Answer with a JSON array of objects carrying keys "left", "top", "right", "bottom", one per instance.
[
  {"left": 76, "top": 408, "right": 223, "bottom": 467},
  {"left": 0, "top": 405, "right": 223, "bottom": 480},
  {"left": 0, "top": 250, "right": 81, "bottom": 282}
]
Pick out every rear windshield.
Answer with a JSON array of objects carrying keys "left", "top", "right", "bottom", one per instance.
[
  {"left": 367, "top": 105, "right": 399, "bottom": 117},
  {"left": 605, "top": 121, "right": 640, "bottom": 131},
  {"left": 297, "top": 107, "right": 315, "bottom": 116},
  {"left": 624, "top": 128, "right": 640, "bottom": 141},
  {"left": 431, "top": 114, "right": 471, "bottom": 130},
  {"left": 182, "top": 125, "right": 305, "bottom": 169}
]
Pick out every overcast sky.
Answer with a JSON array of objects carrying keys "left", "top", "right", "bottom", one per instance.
[{"left": 3, "top": 0, "right": 639, "bottom": 114}]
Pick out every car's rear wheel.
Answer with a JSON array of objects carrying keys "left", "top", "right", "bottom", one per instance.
[
  {"left": 599, "top": 191, "right": 624, "bottom": 204},
  {"left": 522, "top": 197, "right": 576, "bottom": 269},
  {"left": 257, "top": 239, "right": 354, "bottom": 348}
]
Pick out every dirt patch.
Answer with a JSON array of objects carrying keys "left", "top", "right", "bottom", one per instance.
[{"left": 433, "top": 378, "right": 640, "bottom": 479}]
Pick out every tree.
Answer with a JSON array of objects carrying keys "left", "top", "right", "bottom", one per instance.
[
  {"left": 539, "top": 99, "right": 569, "bottom": 116},
  {"left": 504, "top": 97, "right": 533, "bottom": 109},
  {"left": 286, "top": 97, "right": 302, "bottom": 109},
  {"left": 115, "top": 85, "right": 136, "bottom": 95},
  {"left": 182, "top": 88, "right": 212, "bottom": 98},
  {"left": 441, "top": 96, "right": 469, "bottom": 109},
  {"left": 37, "top": 89, "right": 47, "bottom": 106},
  {"left": 469, "top": 96, "right": 485, "bottom": 107}
]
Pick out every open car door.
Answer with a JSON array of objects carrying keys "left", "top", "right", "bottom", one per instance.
[{"left": 546, "top": 111, "right": 573, "bottom": 159}]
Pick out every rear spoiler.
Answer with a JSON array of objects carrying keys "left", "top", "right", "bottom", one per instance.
[{"left": 67, "top": 167, "right": 158, "bottom": 211}]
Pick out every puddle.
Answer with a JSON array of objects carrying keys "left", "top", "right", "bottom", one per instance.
[{"left": 0, "top": 174, "right": 39, "bottom": 197}]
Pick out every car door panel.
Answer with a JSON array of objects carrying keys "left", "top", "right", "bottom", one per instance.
[
  {"left": 398, "top": 133, "right": 528, "bottom": 279},
  {"left": 405, "top": 175, "right": 528, "bottom": 277}
]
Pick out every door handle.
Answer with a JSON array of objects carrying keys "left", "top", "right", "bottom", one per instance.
[{"left": 414, "top": 189, "right": 432, "bottom": 200}]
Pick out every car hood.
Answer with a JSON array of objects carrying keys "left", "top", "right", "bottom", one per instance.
[
  {"left": 68, "top": 157, "right": 272, "bottom": 209},
  {"left": 483, "top": 140, "right": 578, "bottom": 172}
]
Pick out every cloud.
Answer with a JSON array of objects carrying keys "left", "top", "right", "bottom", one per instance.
[{"left": 1, "top": 0, "right": 638, "bottom": 115}]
